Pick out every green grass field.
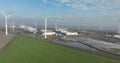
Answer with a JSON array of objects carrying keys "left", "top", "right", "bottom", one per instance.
[{"left": 0, "top": 35, "right": 120, "bottom": 63}]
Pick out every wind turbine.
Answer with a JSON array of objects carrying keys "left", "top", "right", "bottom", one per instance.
[
  {"left": 100, "top": 24, "right": 103, "bottom": 32},
  {"left": 78, "top": 24, "right": 80, "bottom": 31},
  {"left": 1, "top": 11, "right": 12, "bottom": 35},
  {"left": 54, "top": 23, "right": 58, "bottom": 30},
  {"left": 43, "top": 17, "right": 48, "bottom": 39},
  {"left": 35, "top": 22, "right": 37, "bottom": 29},
  {"left": 12, "top": 22, "right": 15, "bottom": 31}
]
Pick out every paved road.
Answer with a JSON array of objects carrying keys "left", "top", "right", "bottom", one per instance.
[{"left": 0, "top": 32, "right": 15, "bottom": 49}]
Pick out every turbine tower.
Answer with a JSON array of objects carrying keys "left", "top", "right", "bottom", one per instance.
[
  {"left": 43, "top": 17, "right": 48, "bottom": 39},
  {"left": 1, "top": 11, "right": 12, "bottom": 35}
]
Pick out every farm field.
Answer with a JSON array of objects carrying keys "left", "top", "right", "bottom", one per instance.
[{"left": 0, "top": 35, "right": 119, "bottom": 63}]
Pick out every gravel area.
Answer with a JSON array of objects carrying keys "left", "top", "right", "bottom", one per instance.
[
  {"left": 0, "top": 32, "right": 15, "bottom": 49},
  {"left": 78, "top": 37, "right": 120, "bottom": 49},
  {"left": 63, "top": 36, "right": 120, "bottom": 49}
]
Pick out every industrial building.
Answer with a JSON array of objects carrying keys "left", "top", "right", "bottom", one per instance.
[
  {"left": 40, "top": 29, "right": 56, "bottom": 36},
  {"left": 20, "top": 25, "right": 37, "bottom": 34},
  {"left": 55, "top": 27, "right": 78, "bottom": 36},
  {"left": 63, "top": 32, "right": 78, "bottom": 36}
]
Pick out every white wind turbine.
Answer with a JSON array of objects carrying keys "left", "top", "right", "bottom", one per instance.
[
  {"left": 43, "top": 17, "right": 48, "bottom": 39},
  {"left": 1, "top": 11, "right": 12, "bottom": 35},
  {"left": 35, "top": 22, "right": 37, "bottom": 29},
  {"left": 100, "top": 24, "right": 103, "bottom": 32},
  {"left": 12, "top": 22, "right": 15, "bottom": 31}
]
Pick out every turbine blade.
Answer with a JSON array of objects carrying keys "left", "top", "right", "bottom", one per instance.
[
  {"left": 8, "top": 13, "right": 15, "bottom": 17},
  {"left": 7, "top": 15, "right": 12, "bottom": 17},
  {"left": 1, "top": 11, "right": 6, "bottom": 16}
]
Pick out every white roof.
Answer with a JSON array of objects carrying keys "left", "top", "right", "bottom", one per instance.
[{"left": 113, "top": 35, "right": 120, "bottom": 38}]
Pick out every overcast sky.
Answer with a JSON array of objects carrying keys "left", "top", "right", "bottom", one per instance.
[{"left": 0, "top": 0, "right": 120, "bottom": 28}]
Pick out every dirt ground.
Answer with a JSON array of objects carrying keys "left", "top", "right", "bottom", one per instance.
[{"left": 0, "top": 32, "right": 15, "bottom": 50}]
